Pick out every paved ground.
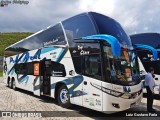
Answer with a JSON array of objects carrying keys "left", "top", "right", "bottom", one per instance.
[{"left": 0, "top": 77, "right": 160, "bottom": 120}]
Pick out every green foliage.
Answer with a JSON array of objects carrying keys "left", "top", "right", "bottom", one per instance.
[
  {"left": 0, "top": 32, "right": 33, "bottom": 56},
  {"left": 0, "top": 72, "right": 2, "bottom": 77}
]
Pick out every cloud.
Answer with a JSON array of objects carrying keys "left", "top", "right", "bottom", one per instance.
[
  {"left": 111, "top": 0, "right": 160, "bottom": 34},
  {"left": 0, "top": 0, "right": 159, "bottom": 35},
  {"left": 79, "top": 0, "right": 115, "bottom": 15},
  {"left": 0, "top": 0, "right": 81, "bottom": 32}
]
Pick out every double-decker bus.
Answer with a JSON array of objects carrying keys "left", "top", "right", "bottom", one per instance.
[
  {"left": 130, "top": 33, "right": 160, "bottom": 94},
  {"left": 3, "top": 12, "right": 142, "bottom": 113}
]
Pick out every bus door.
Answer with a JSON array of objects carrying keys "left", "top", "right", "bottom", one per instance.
[
  {"left": 71, "top": 42, "right": 102, "bottom": 109},
  {"left": 40, "top": 60, "right": 52, "bottom": 96},
  {"left": 81, "top": 43, "right": 103, "bottom": 111}
]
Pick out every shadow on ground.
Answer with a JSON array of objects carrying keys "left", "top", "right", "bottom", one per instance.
[{"left": 7, "top": 86, "right": 160, "bottom": 119}]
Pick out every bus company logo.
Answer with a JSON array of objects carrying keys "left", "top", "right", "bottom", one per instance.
[
  {"left": 78, "top": 45, "right": 83, "bottom": 50},
  {"left": 72, "top": 50, "right": 77, "bottom": 54},
  {"left": 43, "top": 38, "right": 59, "bottom": 47},
  {"left": 123, "top": 86, "right": 131, "bottom": 93},
  {"left": 10, "top": 50, "right": 41, "bottom": 63},
  {"left": 77, "top": 45, "right": 90, "bottom": 55}
]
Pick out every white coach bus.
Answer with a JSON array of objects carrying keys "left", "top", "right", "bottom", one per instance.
[
  {"left": 3, "top": 12, "right": 143, "bottom": 113},
  {"left": 130, "top": 33, "right": 160, "bottom": 94}
]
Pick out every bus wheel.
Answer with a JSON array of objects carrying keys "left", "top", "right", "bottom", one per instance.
[
  {"left": 7, "top": 77, "right": 10, "bottom": 87},
  {"left": 12, "top": 79, "right": 16, "bottom": 90},
  {"left": 58, "top": 85, "right": 71, "bottom": 108}
]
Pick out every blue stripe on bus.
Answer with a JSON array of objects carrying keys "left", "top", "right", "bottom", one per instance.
[
  {"left": 51, "top": 75, "right": 87, "bottom": 98},
  {"left": 17, "top": 74, "right": 29, "bottom": 84},
  {"left": 41, "top": 47, "right": 58, "bottom": 54},
  {"left": 56, "top": 48, "right": 67, "bottom": 63},
  {"left": 8, "top": 53, "right": 26, "bottom": 75}
]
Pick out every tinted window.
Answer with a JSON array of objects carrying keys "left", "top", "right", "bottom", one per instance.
[
  {"left": 83, "top": 55, "right": 101, "bottom": 80},
  {"left": 90, "top": 12, "right": 132, "bottom": 48},
  {"left": 15, "top": 62, "right": 34, "bottom": 75},
  {"left": 137, "top": 50, "right": 160, "bottom": 74},
  {"left": 72, "top": 56, "right": 82, "bottom": 74},
  {"left": 142, "top": 60, "right": 160, "bottom": 75},
  {"left": 51, "top": 62, "right": 66, "bottom": 77},
  {"left": 71, "top": 43, "right": 101, "bottom": 76},
  {"left": 71, "top": 42, "right": 101, "bottom": 80},
  {"left": 62, "top": 14, "right": 97, "bottom": 42},
  {"left": 5, "top": 24, "right": 66, "bottom": 57}
]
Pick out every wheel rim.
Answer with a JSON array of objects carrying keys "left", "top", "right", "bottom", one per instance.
[{"left": 60, "top": 89, "right": 69, "bottom": 104}]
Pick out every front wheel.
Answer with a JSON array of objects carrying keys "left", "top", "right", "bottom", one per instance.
[{"left": 58, "top": 85, "right": 71, "bottom": 108}]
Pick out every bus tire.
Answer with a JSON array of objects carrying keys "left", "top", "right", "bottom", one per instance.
[
  {"left": 58, "top": 85, "right": 71, "bottom": 108},
  {"left": 12, "top": 78, "right": 17, "bottom": 90},
  {"left": 8, "top": 79, "right": 12, "bottom": 88},
  {"left": 7, "top": 77, "right": 10, "bottom": 87}
]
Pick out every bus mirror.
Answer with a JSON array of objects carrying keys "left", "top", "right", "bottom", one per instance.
[{"left": 155, "top": 78, "right": 158, "bottom": 81}]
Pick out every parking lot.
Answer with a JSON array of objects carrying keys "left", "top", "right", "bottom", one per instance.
[{"left": 0, "top": 77, "right": 160, "bottom": 120}]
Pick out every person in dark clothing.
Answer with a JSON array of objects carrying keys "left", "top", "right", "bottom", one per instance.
[{"left": 145, "top": 67, "right": 156, "bottom": 112}]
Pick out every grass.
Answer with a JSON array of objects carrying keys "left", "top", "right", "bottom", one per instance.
[
  {"left": 0, "top": 32, "right": 33, "bottom": 56},
  {"left": 0, "top": 72, "right": 3, "bottom": 77}
]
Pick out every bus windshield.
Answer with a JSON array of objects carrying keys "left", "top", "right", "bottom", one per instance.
[
  {"left": 130, "top": 33, "right": 160, "bottom": 75},
  {"left": 137, "top": 50, "right": 160, "bottom": 75},
  {"left": 90, "top": 12, "right": 132, "bottom": 49},
  {"left": 103, "top": 45, "right": 140, "bottom": 86}
]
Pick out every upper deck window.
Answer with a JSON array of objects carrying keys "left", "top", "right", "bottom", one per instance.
[
  {"left": 90, "top": 12, "right": 132, "bottom": 49},
  {"left": 62, "top": 14, "right": 97, "bottom": 42},
  {"left": 5, "top": 23, "right": 66, "bottom": 57}
]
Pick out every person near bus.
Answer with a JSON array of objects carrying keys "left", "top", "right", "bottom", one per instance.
[{"left": 145, "top": 67, "right": 156, "bottom": 112}]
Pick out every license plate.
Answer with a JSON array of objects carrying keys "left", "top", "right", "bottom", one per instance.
[{"left": 130, "top": 102, "right": 136, "bottom": 108}]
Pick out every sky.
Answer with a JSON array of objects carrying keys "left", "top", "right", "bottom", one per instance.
[{"left": 0, "top": 0, "right": 160, "bottom": 35}]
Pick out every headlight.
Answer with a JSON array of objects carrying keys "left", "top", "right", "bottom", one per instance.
[
  {"left": 121, "top": 93, "right": 131, "bottom": 99},
  {"left": 121, "top": 89, "right": 142, "bottom": 99},
  {"left": 101, "top": 87, "right": 123, "bottom": 97},
  {"left": 110, "top": 90, "right": 123, "bottom": 97}
]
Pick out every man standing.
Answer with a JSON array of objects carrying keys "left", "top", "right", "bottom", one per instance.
[{"left": 145, "top": 67, "right": 155, "bottom": 112}]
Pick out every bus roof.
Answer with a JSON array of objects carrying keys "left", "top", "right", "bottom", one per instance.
[
  {"left": 130, "top": 33, "right": 160, "bottom": 49},
  {"left": 5, "top": 12, "right": 132, "bottom": 57}
]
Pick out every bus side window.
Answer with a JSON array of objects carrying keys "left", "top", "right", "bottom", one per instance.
[
  {"left": 15, "top": 62, "right": 34, "bottom": 75},
  {"left": 51, "top": 62, "right": 66, "bottom": 77},
  {"left": 15, "top": 63, "right": 26, "bottom": 74},
  {"left": 83, "top": 55, "right": 101, "bottom": 80},
  {"left": 72, "top": 56, "right": 82, "bottom": 74}
]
